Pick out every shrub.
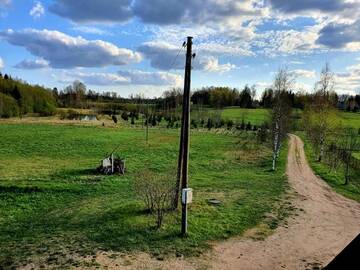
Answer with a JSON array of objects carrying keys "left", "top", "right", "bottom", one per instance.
[
  {"left": 206, "top": 118, "right": 213, "bottom": 130},
  {"left": 112, "top": 115, "right": 118, "bottom": 124},
  {"left": 246, "top": 121, "right": 252, "bottom": 131},
  {"left": 257, "top": 124, "right": 269, "bottom": 142},
  {"left": 191, "top": 119, "right": 198, "bottom": 129},
  {"left": 121, "top": 111, "right": 129, "bottom": 121},
  {"left": 134, "top": 170, "right": 175, "bottom": 229},
  {"left": 226, "top": 119, "right": 234, "bottom": 129}
]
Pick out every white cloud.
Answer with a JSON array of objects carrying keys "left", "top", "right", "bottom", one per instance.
[
  {"left": 292, "top": 69, "right": 316, "bottom": 78},
  {"left": 0, "top": 29, "right": 142, "bottom": 68},
  {"left": 0, "top": 57, "right": 4, "bottom": 69},
  {"left": 14, "top": 58, "right": 49, "bottom": 69},
  {"left": 118, "top": 70, "right": 182, "bottom": 86},
  {"left": 138, "top": 41, "right": 236, "bottom": 73},
  {"left": 58, "top": 71, "right": 130, "bottom": 85},
  {"left": 57, "top": 70, "right": 182, "bottom": 86},
  {"left": 201, "top": 57, "right": 236, "bottom": 73},
  {"left": 30, "top": 1, "right": 44, "bottom": 18},
  {"left": 255, "top": 27, "right": 321, "bottom": 56},
  {"left": 335, "top": 63, "right": 360, "bottom": 95}
]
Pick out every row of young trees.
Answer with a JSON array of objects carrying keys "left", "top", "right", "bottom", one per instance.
[
  {"left": 303, "top": 64, "right": 359, "bottom": 184},
  {"left": 0, "top": 73, "right": 56, "bottom": 117}
]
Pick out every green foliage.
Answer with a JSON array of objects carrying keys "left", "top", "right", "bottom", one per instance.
[
  {"left": 0, "top": 123, "right": 288, "bottom": 267},
  {"left": 121, "top": 111, "right": 129, "bottom": 121},
  {"left": 0, "top": 74, "right": 56, "bottom": 117},
  {"left": 0, "top": 93, "right": 19, "bottom": 118}
]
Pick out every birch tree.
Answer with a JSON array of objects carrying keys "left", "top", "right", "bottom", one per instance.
[
  {"left": 303, "top": 63, "right": 340, "bottom": 162},
  {"left": 271, "top": 68, "right": 293, "bottom": 170}
]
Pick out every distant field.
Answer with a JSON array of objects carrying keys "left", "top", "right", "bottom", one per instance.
[
  {"left": 221, "top": 108, "right": 270, "bottom": 125},
  {"left": 0, "top": 123, "right": 288, "bottom": 268},
  {"left": 338, "top": 111, "right": 360, "bottom": 129},
  {"left": 208, "top": 107, "right": 359, "bottom": 128}
]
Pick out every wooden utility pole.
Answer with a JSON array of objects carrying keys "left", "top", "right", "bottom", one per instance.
[{"left": 180, "top": 36, "right": 193, "bottom": 236}]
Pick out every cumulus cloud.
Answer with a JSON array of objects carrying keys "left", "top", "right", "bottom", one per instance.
[
  {"left": 133, "top": 0, "right": 262, "bottom": 25},
  {"left": 58, "top": 70, "right": 181, "bottom": 86},
  {"left": 267, "top": 0, "right": 358, "bottom": 14},
  {"left": 201, "top": 57, "right": 236, "bottom": 73},
  {"left": 49, "top": 0, "right": 132, "bottom": 23},
  {"left": 335, "top": 63, "right": 360, "bottom": 95},
  {"left": 292, "top": 69, "right": 316, "bottom": 78},
  {"left": 30, "top": 1, "right": 44, "bottom": 18},
  {"left": 317, "top": 20, "right": 360, "bottom": 49},
  {"left": 58, "top": 71, "right": 130, "bottom": 85},
  {"left": 49, "top": 0, "right": 262, "bottom": 25},
  {"left": 0, "top": 57, "right": 4, "bottom": 69},
  {"left": 255, "top": 27, "right": 320, "bottom": 56},
  {"left": 0, "top": 29, "right": 142, "bottom": 68},
  {"left": 138, "top": 41, "right": 235, "bottom": 73},
  {"left": 118, "top": 70, "right": 182, "bottom": 86},
  {"left": 14, "top": 58, "right": 49, "bottom": 69}
]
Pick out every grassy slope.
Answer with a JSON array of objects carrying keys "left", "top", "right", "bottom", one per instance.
[
  {"left": 299, "top": 132, "right": 360, "bottom": 202},
  {"left": 221, "top": 108, "right": 270, "bottom": 125},
  {"left": 0, "top": 123, "right": 288, "bottom": 268}
]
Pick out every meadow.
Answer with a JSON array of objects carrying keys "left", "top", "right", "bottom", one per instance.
[{"left": 0, "top": 122, "right": 289, "bottom": 268}]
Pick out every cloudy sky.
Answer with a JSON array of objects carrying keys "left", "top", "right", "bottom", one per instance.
[{"left": 0, "top": 0, "right": 360, "bottom": 97}]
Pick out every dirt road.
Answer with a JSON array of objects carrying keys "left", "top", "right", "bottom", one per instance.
[{"left": 85, "top": 134, "right": 360, "bottom": 270}]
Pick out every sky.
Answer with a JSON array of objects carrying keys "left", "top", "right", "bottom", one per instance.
[{"left": 0, "top": 0, "right": 360, "bottom": 98}]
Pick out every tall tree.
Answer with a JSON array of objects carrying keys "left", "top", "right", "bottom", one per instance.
[
  {"left": 270, "top": 69, "right": 293, "bottom": 170},
  {"left": 303, "top": 63, "right": 340, "bottom": 162}
]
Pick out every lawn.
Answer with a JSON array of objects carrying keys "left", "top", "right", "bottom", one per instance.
[{"left": 0, "top": 123, "right": 289, "bottom": 268}]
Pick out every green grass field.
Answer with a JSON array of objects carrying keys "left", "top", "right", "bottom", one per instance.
[
  {"left": 208, "top": 107, "right": 359, "bottom": 129},
  {"left": 220, "top": 108, "right": 270, "bottom": 125},
  {"left": 338, "top": 111, "right": 360, "bottom": 129},
  {"left": 0, "top": 123, "right": 289, "bottom": 268}
]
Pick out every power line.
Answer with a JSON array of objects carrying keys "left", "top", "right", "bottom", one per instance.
[{"left": 168, "top": 42, "right": 186, "bottom": 71}]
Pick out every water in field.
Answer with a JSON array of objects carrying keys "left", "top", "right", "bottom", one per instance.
[{"left": 79, "top": 115, "right": 97, "bottom": 121}]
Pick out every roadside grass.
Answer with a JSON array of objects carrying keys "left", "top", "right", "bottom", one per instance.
[
  {"left": 0, "top": 123, "right": 288, "bottom": 268},
  {"left": 298, "top": 132, "right": 360, "bottom": 202}
]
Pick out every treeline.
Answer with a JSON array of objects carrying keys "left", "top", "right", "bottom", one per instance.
[{"left": 0, "top": 73, "right": 56, "bottom": 118}]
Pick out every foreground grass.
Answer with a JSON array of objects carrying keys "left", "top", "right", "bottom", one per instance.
[
  {"left": 0, "top": 123, "right": 288, "bottom": 268},
  {"left": 299, "top": 133, "right": 360, "bottom": 202}
]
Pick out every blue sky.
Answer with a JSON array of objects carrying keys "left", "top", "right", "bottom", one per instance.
[{"left": 0, "top": 0, "right": 360, "bottom": 97}]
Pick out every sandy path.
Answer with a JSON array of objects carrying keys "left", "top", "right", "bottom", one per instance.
[{"left": 82, "top": 134, "right": 360, "bottom": 270}]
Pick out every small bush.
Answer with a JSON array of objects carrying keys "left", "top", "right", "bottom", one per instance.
[
  {"left": 134, "top": 170, "right": 175, "bottom": 229},
  {"left": 121, "top": 111, "right": 129, "bottom": 121},
  {"left": 112, "top": 115, "right": 118, "bottom": 124}
]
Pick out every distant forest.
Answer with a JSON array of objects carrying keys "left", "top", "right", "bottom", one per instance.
[{"left": 0, "top": 72, "right": 359, "bottom": 118}]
